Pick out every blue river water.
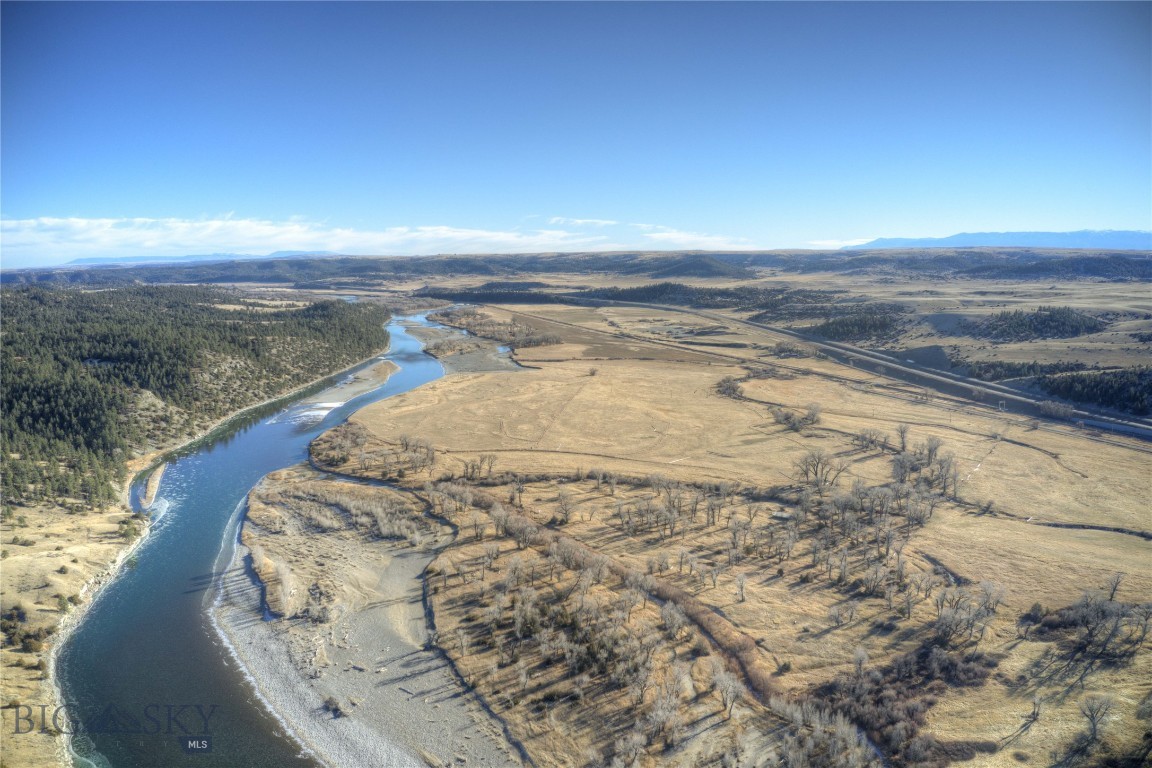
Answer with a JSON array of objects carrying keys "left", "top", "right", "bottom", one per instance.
[{"left": 56, "top": 315, "right": 446, "bottom": 768}]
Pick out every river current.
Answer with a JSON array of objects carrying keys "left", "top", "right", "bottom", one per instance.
[{"left": 56, "top": 315, "right": 446, "bottom": 768}]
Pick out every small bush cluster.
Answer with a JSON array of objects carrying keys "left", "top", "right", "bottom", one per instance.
[
  {"left": 1036, "top": 590, "right": 1151, "bottom": 657},
  {"left": 716, "top": 376, "right": 744, "bottom": 399},
  {"left": 815, "top": 643, "right": 996, "bottom": 766},
  {"left": 773, "top": 403, "right": 821, "bottom": 431},
  {"left": 2, "top": 605, "right": 53, "bottom": 655}
]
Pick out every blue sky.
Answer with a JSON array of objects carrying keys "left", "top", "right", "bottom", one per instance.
[{"left": 2, "top": 1, "right": 1149, "bottom": 267}]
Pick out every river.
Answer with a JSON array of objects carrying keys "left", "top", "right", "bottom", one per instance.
[{"left": 56, "top": 314, "right": 447, "bottom": 768}]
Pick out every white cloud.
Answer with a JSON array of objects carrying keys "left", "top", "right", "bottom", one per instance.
[
  {"left": 0, "top": 215, "right": 771, "bottom": 268},
  {"left": 807, "top": 237, "right": 874, "bottom": 249},
  {"left": 0, "top": 217, "right": 616, "bottom": 268},
  {"left": 640, "top": 227, "right": 754, "bottom": 250},
  {"left": 544, "top": 219, "right": 760, "bottom": 251},
  {"left": 547, "top": 216, "right": 619, "bottom": 227}
]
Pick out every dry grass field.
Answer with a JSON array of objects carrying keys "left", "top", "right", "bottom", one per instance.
[
  {"left": 304, "top": 303, "right": 1151, "bottom": 767},
  {"left": 0, "top": 460, "right": 152, "bottom": 768},
  {"left": 0, "top": 503, "right": 138, "bottom": 768},
  {"left": 281, "top": 264, "right": 1152, "bottom": 372},
  {"left": 768, "top": 272, "right": 1152, "bottom": 370}
]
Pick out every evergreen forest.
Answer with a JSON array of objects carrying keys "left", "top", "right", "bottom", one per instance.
[
  {"left": 960, "top": 306, "right": 1106, "bottom": 341},
  {"left": 1, "top": 285, "right": 389, "bottom": 508},
  {"left": 1037, "top": 367, "right": 1152, "bottom": 417}
]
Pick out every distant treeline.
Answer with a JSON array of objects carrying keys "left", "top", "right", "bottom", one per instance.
[
  {"left": 960, "top": 306, "right": 1106, "bottom": 341},
  {"left": 415, "top": 288, "right": 566, "bottom": 304},
  {"left": 960, "top": 360, "right": 1089, "bottom": 382},
  {"left": 476, "top": 281, "right": 552, "bottom": 291},
  {"left": 738, "top": 250, "right": 1152, "bottom": 281},
  {"left": 418, "top": 281, "right": 907, "bottom": 325},
  {"left": 645, "top": 254, "right": 755, "bottom": 279},
  {"left": 579, "top": 282, "right": 747, "bottom": 307},
  {"left": 580, "top": 282, "right": 888, "bottom": 322},
  {"left": 6, "top": 249, "right": 1148, "bottom": 287},
  {"left": 1, "top": 285, "right": 390, "bottom": 508},
  {"left": 2, "top": 256, "right": 507, "bottom": 285},
  {"left": 1, "top": 253, "right": 749, "bottom": 287},
  {"left": 1037, "top": 368, "right": 1152, "bottom": 417},
  {"left": 805, "top": 312, "right": 901, "bottom": 342},
  {"left": 959, "top": 255, "right": 1152, "bottom": 281}
]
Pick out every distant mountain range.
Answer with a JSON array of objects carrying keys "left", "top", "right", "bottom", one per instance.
[
  {"left": 844, "top": 230, "right": 1151, "bottom": 251},
  {"left": 65, "top": 250, "right": 341, "bottom": 266}
]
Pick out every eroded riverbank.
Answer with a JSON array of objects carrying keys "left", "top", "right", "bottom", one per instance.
[{"left": 213, "top": 469, "right": 516, "bottom": 768}]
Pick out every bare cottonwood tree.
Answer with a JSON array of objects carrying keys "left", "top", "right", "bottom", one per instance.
[
  {"left": 793, "top": 448, "right": 849, "bottom": 494},
  {"left": 556, "top": 490, "right": 575, "bottom": 524},
  {"left": 1079, "top": 694, "right": 1114, "bottom": 742},
  {"left": 714, "top": 668, "right": 745, "bottom": 719},
  {"left": 1106, "top": 572, "right": 1124, "bottom": 602},
  {"left": 620, "top": 588, "right": 641, "bottom": 624},
  {"left": 470, "top": 510, "right": 487, "bottom": 541},
  {"left": 482, "top": 543, "right": 500, "bottom": 572},
  {"left": 661, "top": 601, "right": 688, "bottom": 640},
  {"left": 896, "top": 423, "right": 910, "bottom": 452}
]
